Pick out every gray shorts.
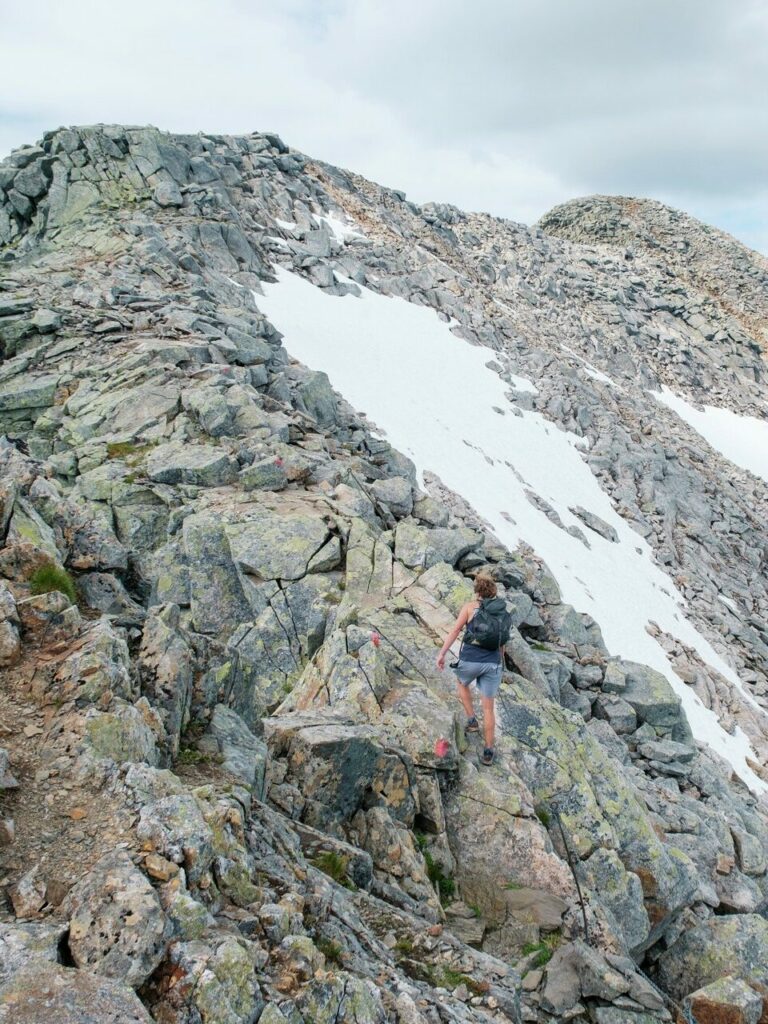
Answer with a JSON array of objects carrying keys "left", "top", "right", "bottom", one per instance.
[{"left": 455, "top": 659, "right": 503, "bottom": 698}]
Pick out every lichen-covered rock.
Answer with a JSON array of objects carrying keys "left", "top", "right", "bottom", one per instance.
[
  {"left": 264, "top": 712, "right": 417, "bottom": 832},
  {"left": 225, "top": 509, "right": 335, "bottom": 581},
  {"left": 206, "top": 704, "right": 267, "bottom": 795},
  {"left": 0, "top": 583, "right": 20, "bottom": 667},
  {"left": 444, "top": 757, "right": 574, "bottom": 940},
  {"left": 8, "top": 865, "right": 46, "bottom": 919},
  {"left": 0, "top": 963, "right": 153, "bottom": 1023},
  {"left": 183, "top": 513, "right": 252, "bottom": 636},
  {"left": 146, "top": 441, "right": 237, "bottom": 487},
  {"left": 240, "top": 456, "right": 287, "bottom": 491},
  {"left": 394, "top": 520, "right": 482, "bottom": 569},
  {"left": 64, "top": 851, "right": 169, "bottom": 988},
  {"left": 136, "top": 794, "right": 214, "bottom": 883},
  {"left": 608, "top": 660, "right": 691, "bottom": 740},
  {"left": 145, "top": 934, "right": 265, "bottom": 1024},
  {"left": 297, "top": 973, "right": 385, "bottom": 1024},
  {"left": 683, "top": 975, "right": 764, "bottom": 1024},
  {"left": 48, "top": 617, "right": 133, "bottom": 706},
  {"left": 577, "top": 848, "right": 650, "bottom": 955},
  {"left": 0, "top": 921, "right": 65, "bottom": 985},
  {"left": 499, "top": 675, "right": 699, "bottom": 950},
  {"left": 137, "top": 604, "right": 195, "bottom": 757},
  {"left": 371, "top": 476, "right": 413, "bottom": 517},
  {"left": 656, "top": 914, "right": 768, "bottom": 1001},
  {"left": 84, "top": 700, "right": 162, "bottom": 767}
]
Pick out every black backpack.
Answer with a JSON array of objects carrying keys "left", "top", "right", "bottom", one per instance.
[{"left": 465, "top": 597, "right": 513, "bottom": 651}]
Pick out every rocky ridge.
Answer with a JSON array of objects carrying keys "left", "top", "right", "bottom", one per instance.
[{"left": 0, "top": 124, "right": 767, "bottom": 1024}]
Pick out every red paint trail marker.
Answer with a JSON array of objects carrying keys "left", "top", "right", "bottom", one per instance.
[
  {"left": 434, "top": 737, "right": 450, "bottom": 759},
  {"left": 370, "top": 631, "right": 381, "bottom": 648}
]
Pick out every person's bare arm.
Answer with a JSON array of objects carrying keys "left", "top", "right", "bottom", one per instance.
[{"left": 436, "top": 604, "right": 471, "bottom": 670}]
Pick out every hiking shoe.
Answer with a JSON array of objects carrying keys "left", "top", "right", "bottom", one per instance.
[
  {"left": 465, "top": 716, "right": 480, "bottom": 734},
  {"left": 481, "top": 747, "right": 495, "bottom": 766}
]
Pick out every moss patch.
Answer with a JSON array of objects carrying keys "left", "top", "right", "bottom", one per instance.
[
  {"left": 28, "top": 562, "right": 76, "bottom": 604},
  {"left": 311, "top": 851, "right": 356, "bottom": 890}
]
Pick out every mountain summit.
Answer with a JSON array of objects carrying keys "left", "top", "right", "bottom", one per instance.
[{"left": 1, "top": 125, "right": 768, "bottom": 1024}]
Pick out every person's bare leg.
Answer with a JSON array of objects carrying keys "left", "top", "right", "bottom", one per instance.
[
  {"left": 481, "top": 695, "right": 496, "bottom": 749},
  {"left": 456, "top": 681, "right": 475, "bottom": 721}
]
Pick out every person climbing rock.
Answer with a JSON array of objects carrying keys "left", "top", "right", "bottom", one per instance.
[{"left": 436, "top": 574, "right": 511, "bottom": 765}]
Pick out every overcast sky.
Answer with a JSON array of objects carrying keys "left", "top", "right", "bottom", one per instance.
[{"left": 1, "top": 0, "right": 766, "bottom": 251}]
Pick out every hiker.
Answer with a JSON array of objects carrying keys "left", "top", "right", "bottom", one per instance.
[{"left": 436, "top": 574, "right": 510, "bottom": 766}]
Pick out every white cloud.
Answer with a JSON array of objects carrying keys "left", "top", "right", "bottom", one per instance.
[{"left": 0, "top": 0, "right": 766, "bottom": 250}]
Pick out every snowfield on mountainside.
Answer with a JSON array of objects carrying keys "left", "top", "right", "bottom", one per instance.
[
  {"left": 652, "top": 386, "right": 768, "bottom": 485},
  {"left": 258, "top": 266, "right": 765, "bottom": 788}
]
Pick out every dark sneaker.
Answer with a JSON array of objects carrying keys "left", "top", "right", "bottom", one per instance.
[
  {"left": 481, "top": 747, "right": 495, "bottom": 766},
  {"left": 465, "top": 716, "right": 480, "bottom": 733}
]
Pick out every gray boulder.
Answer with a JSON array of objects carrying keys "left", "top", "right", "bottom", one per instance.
[
  {"left": 394, "top": 520, "right": 482, "bottom": 569},
  {"left": 683, "top": 976, "right": 764, "bottom": 1024},
  {"left": 370, "top": 476, "right": 413, "bottom": 517},
  {"left": 0, "top": 963, "right": 153, "bottom": 1022},
  {"left": 153, "top": 181, "right": 183, "bottom": 207},
  {"left": 146, "top": 442, "right": 237, "bottom": 487},
  {"left": 611, "top": 660, "right": 691, "bottom": 740},
  {"left": 656, "top": 913, "right": 768, "bottom": 1000},
  {"left": 64, "top": 851, "right": 169, "bottom": 989},
  {"left": 136, "top": 794, "right": 214, "bottom": 883},
  {"left": 207, "top": 704, "right": 268, "bottom": 795},
  {"left": 0, "top": 921, "right": 64, "bottom": 985}
]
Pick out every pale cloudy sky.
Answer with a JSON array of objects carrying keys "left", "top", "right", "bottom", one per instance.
[{"left": 1, "top": 0, "right": 766, "bottom": 251}]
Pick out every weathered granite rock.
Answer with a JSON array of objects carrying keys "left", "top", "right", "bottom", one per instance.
[
  {"left": 394, "top": 520, "right": 482, "bottom": 569},
  {"left": 0, "top": 963, "right": 153, "bottom": 1023},
  {"left": 0, "top": 583, "right": 20, "bottom": 667},
  {"left": 226, "top": 509, "right": 335, "bottom": 581},
  {"left": 656, "top": 914, "right": 768, "bottom": 1001},
  {"left": 9, "top": 866, "right": 46, "bottom": 919},
  {"left": 146, "top": 442, "right": 237, "bottom": 486},
  {"left": 64, "top": 851, "right": 169, "bottom": 988},
  {"left": 682, "top": 975, "right": 764, "bottom": 1024},
  {"left": 371, "top": 476, "right": 413, "bottom": 517},
  {"left": 0, "top": 922, "right": 65, "bottom": 985},
  {"left": 136, "top": 794, "right": 214, "bottom": 883},
  {"left": 206, "top": 704, "right": 268, "bottom": 795},
  {"left": 145, "top": 933, "right": 264, "bottom": 1024}
]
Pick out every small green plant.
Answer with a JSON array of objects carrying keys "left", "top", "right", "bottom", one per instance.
[
  {"left": 177, "top": 747, "right": 209, "bottom": 766},
  {"left": 531, "top": 642, "right": 550, "bottom": 651},
  {"left": 311, "top": 851, "right": 355, "bottom": 890},
  {"left": 521, "top": 933, "right": 561, "bottom": 969},
  {"left": 414, "top": 832, "right": 428, "bottom": 851},
  {"left": 316, "top": 937, "right": 344, "bottom": 966},
  {"left": 504, "top": 880, "right": 523, "bottom": 891},
  {"left": 395, "top": 937, "right": 414, "bottom": 955},
  {"left": 534, "top": 805, "right": 551, "bottom": 827},
  {"left": 438, "top": 968, "right": 488, "bottom": 995},
  {"left": 468, "top": 904, "right": 482, "bottom": 918},
  {"left": 29, "top": 563, "right": 77, "bottom": 604},
  {"left": 106, "top": 440, "right": 156, "bottom": 466},
  {"left": 423, "top": 849, "right": 455, "bottom": 905}
]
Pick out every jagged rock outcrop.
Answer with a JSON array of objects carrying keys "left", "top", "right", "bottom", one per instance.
[{"left": 1, "top": 123, "right": 767, "bottom": 1024}]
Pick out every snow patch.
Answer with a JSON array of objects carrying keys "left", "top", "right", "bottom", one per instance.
[
  {"left": 653, "top": 386, "right": 768, "bottom": 484},
  {"left": 256, "top": 267, "right": 766, "bottom": 791},
  {"left": 316, "top": 212, "right": 367, "bottom": 243},
  {"left": 561, "top": 343, "right": 624, "bottom": 390},
  {"left": 508, "top": 374, "right": 538, "bottom": 395}
]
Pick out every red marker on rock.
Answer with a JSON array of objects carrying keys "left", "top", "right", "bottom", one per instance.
[
  {"left": 370, "top": 631, "right": 381, "bottom": 648},
  {"left": 434, "top": 737, "right": 450, "bottom": 759}
]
